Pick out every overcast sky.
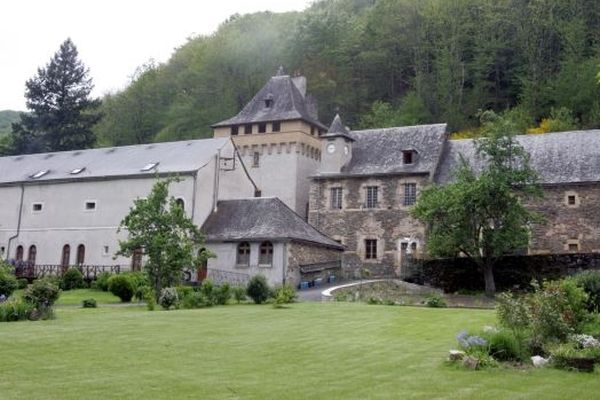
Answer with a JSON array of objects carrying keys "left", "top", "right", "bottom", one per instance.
[{"left": 0, "top": 0, "right": 313, "bottom": 111}]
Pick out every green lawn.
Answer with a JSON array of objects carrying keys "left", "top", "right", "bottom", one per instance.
[{"left": 0, "top": 303, "right": 598, "bottom": 399}]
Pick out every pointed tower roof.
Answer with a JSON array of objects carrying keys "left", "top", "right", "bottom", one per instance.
[
  {"left": 211, "top": 68, "right": 326, "bottom": 129},
  {"left": 320, "top": 114, "right": 355, "bottom": 141}
]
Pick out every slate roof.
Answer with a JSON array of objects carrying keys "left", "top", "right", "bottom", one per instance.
[
  {"left": 320, "top": 114, "right": 355, "bottom": 141},
  {"left": 436, "top": 130, "right": 600, "bottom": 185},
  {"left": 316, "top": 123, "right": 448, "bottom": 178},
  {"left": 0, "top": 138, "right": 229, "bottom": 185},
  {"left": 211, "top": 71, "right": 327, "bottom": 130},
  {"left": 201, "top": 197, "right": 344, "bottom": 249}
]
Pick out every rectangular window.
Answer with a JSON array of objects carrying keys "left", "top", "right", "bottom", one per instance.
[
  {"left": 365, "top": 239, "right": 377, "bottom": 260},
  {"left": 244, "top": 124, "right": 253, "bottom": 134},
  {"left": 403, "top": 151, "right": 414, "bottom": 164},
  {"left": 252, "top": 152, "right": 260, "bottom": 167},
  {"left": 272, "top": 121, "right": 281, "bottom": 132},
  {"left": 567, "top": 195, "right": 576, "bottom": 205},
  {"left": 365, "top": 186, "right": 378, "bottom": 208},
  {"left": 403, "top": 183, "right": 417, "bottom": 206},
  {"left": 330, "top": 187, "right": 343, "bottom": 209},
  {"left": 310, "top": 126, "right": 315, "bottom": 135},
  {"left": 231, "top": 125, "right": 239, "bottom": 136},
  {"left": 258, "top": 123, "right": 267, "bottom": 133},
  {"left": 32, "top": 203, "right": 43, "bottom": 212},
  {"left": 85, "top": 201, "right": 96, "bottom": 210}
]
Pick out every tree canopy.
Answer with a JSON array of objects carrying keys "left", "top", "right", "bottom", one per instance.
[
  {"left": 93, "top": 0, "right": 600, "bottom": 146},
  {"left": 117, "top": 178, "right": 211, "bottom": 299},
  {"left": 411, "top": 111, "right": 542, "bottom": 296},
  {"left": 8, "top": 38, "right": 101, "bottom": 155}
]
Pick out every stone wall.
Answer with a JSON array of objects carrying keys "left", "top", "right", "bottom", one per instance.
[
  {"left": 528, "top": 184, "right": 600, "bottom": 254},
  {"left": 286, "top": 242, "right": 342, "bottom": 286},
  {"left": 408, "top": 253, "right": 600, "bottom": 293},
  {"left": 309, "top": 175, "right": 429, "bottom": 279}
]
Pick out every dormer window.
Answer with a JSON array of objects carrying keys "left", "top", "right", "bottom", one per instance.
[
  {"left": 30, "top": 170, "right": 49, "bottom": 179},
  {"left": 264, "top": 93, "right": 274, "bottom": 108},
  {"left": 402, "top": 150, "right": 416, "bottom": 165},
  {"left": 141, "top": 162, "right": 159, "bottom": 172}
]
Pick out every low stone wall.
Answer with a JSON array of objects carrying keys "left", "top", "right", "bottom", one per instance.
[{"left": 405, "top": 253, "right": 600, "bottom": 293}]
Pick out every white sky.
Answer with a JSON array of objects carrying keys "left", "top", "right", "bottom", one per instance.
[{"left": 0, "top": 0, "right": 313, "bottom": 111}]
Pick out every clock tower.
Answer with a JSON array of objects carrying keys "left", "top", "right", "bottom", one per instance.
[{"left": 320, "top": 114, "right": 354, "bottom": 174}]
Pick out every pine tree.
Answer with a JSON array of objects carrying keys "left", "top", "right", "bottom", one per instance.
[{"left": 10, "top": 38, "right": 101, "bottom": 154}]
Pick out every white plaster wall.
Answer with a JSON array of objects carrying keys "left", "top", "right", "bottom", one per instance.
[{"left": 206, "top": 241, "right": 286, "bottom": 287}]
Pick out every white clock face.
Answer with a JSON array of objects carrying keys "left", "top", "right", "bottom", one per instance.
[
  {"left": 344, "top": 145, "right": 349, "bottom": 155},
  {"left": 327, "top": 143, "right": 336, "bottom": 154}
]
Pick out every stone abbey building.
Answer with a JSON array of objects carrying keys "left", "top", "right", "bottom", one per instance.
[{"left": 2, "top": 69, "right": 600, "bottom": 284}]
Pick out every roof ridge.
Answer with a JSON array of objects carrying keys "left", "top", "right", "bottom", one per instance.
[{"left": 351, "top": 123, "right": 447, "bottom": 134}]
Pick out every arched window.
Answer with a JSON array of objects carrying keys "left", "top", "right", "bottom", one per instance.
[
  {"left": 259, "top": 241, "right": 273, "bottom": 266},
  {"left": 236, "top": 242, "right": 250, "bottom": 266},
  {"left": 61, "top": 245, "right": 70, "bottom": 267},
  {"left": 175, "top": 198, "right": 185, "bottom": 211},
  {"left": 131, "top": 248, "right": 143, "bottom": 271},
  {"left": 76, "top": 244, "right": 85, "bottom": 265},
  {"left": 16, "top": 245, "right": 23, "bottom": 262},
  {"left": 28, "top": 245, "right": 37, "bottom": 266}
]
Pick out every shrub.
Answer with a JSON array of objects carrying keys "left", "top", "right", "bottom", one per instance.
[
  {"left": 425, "top": 293, "right": 447, "bottom": 308},
  {"left": 582, "top": 313, "right": 600, "bottom": 338},
  {"left": 482, "top": 329, "right": 528, "bottom": 362},
  {"left": 200, "top": 279, "right": 216, "bottom": 306},
  {"left": 496, "top": 292, "right": 531, "bottom": 333},
  {"left": 0, "top": 266, "right": 18, "bottom": 297},
  {"left": 213, "top": 283, "right": 231, "bottom": 306},
  {"left": 176, "top": 285, "right": 193, "bottom": 300},
  {"left": 82, "top": 298, "right": 97, "bottom": 308},
  {"left": 22, "top": 279, "right": 60, "bottom": 320},
  {"left": 529, "top": 280, "right": 588, "bottom": 343},
  {"left": 61, "top": 267, "right": 85, "bottom": 290},
  {"left": 180, "top": 291, "right": 207, "bottom": 309},
  {"left": 232, "top": 286, "right": 246, "bottom": 303},
  {"left": 246, "top": 275, "right": 270, "bottom": 304},
  {"left": 91, "top": 272, "right": 111, "bottom": 291},
  {"left": 273, "top": 284, "right": 297, "bottom": 308},
  {"left": 158, "top": 287, "right": 179, "bottom": 310},
  {"left": 127, "top": 271, "right": 149, "bottom": 290},
  {"left": 572, "top": 270, "right": 600, "bottom": 312},
  {"left": 108, "top": 274, "right": 135, "bottom": 302},
  {"left": 0, "top": 298, "right": 35, "bottom": 322},
  {"left": 17, "top": 278, "right": 29, "bottom": 290}
]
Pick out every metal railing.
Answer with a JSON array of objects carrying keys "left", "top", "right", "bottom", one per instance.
[{"left": 13, "top": 263, "right": 120, "bottom": 280}]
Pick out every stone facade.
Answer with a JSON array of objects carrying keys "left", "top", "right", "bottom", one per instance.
[
  {"left": 309, "top": 175, "right": 429, "bottom": 278},
  {"left": 528, "top": 184, "right": 600, "bottom": 254},
  {"left": 287, "top": 242, "right": 342, "bottom": 286}
]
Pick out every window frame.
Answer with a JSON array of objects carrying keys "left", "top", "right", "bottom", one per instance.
[
  {"left": 258, "top": 123, "right": 267, "bottom": 133},
  {"left": 365, "top": 239, "right": 378, "bottom": 260},
  {"left": 258, "top": 241, "right": 274, "bottom": 266},
  {"left": 365, "top": 186, "right": 379, "bottom": 209},
  {"left": 231, "top": 125, "right": 239, "bottom": 136},
  {"left": 236, "top": 242, "right": 251, "bottom": 267},
  {"left": 272, "top": 121, "right": 281, "bottom": 132},
  {"left": 403, "top": 183, "right": 417, "bottom": 206},
  {"left": 330, "top": 187, "right": 343, "bottom": 209},
  {"left": 32, "top": 202, "right": 43, "bottom": 213},
  {"left": 252, "top": 152, "right": 260, "bottom": 168},
  {"left": 244, "top": 124, "right": 253, "bottom": 134},
  {"left": 84, "top": 200, "right": 97, "bottom": 211}
]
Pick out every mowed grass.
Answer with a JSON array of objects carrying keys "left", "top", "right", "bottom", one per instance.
[
  {"left": 0, "top": 303, "right": 599, "bottom": 400},
  {"left": 11, "top": 288, "right": 122, "bottom": 306}
]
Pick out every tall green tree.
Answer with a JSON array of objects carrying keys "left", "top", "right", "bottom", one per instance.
[
  {"left": 117, "top": 178, "right": 211, "bottom": 300},
  {"left": 412, "top": 111, "right": 541, "bottom": 296},
  {"left": 10, "top": 38, "right": 101, "bottom": 154}
]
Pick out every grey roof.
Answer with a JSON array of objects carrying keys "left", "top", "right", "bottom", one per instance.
[
  {"left": 436, "top": 130, "right": 600, "bottom": 185},
  {"left": 212, "top": 72, "right": 327, "bottom": 130},
  {"left": 201, "top": 197, "right": 344, "bottom": 249},
  {"left": 318, "top": 123, "right": 448, "bottom": 178},
  {"left": 320, "top": 114, "right": 355, "bottom": 141},
  {"left": 0, "top": 138, "right": 229, "bottom": 185}
]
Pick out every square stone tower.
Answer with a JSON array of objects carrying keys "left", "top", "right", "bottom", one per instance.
[{"left": 212, "top": 68, "right": 327, "bottom": 219}]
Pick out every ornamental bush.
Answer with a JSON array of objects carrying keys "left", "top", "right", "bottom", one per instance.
[
  {"left": 246, "top": 275, "right": 270, "bottom": 304},
  {"left": 17, "top": 278, "right": 29, "bottom": 290},
  {"left": 232, "top": 286, "right": 246, "bottom": 303},
  {"left": 213, "top": 283, "right": 231, "bottom": 306},
  {"left": 272, "top": 284, "right": 297, "bottom": 308},
  {"left": 158, "top": 287, "right": 179, "bottom": 310},
  {"left": 425, "top": 293, "right": 447, "bottom": 308},
  {"left": 91, "top": 272, "right": 111, "bottom": 291},
  {"left": 82, "top": 298, "right": 97, "bottom": 308},
  {"left": 0, "top": 265, "right": 18, "bottom": 297},
  {"left": 23, "top": 278, "right": 61, "bottom": 308},
  {"left": 61, "top": 267, "right": 85, "bottom": 290},
  {"left": 572, "top": 270, "right": 600, "bottom": 312},
  {"left": 108, "top": 274, "right": 135, "bottom": 302},
  {"left": 0, "top": 298, "right": 35, "bottom": 322}
]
